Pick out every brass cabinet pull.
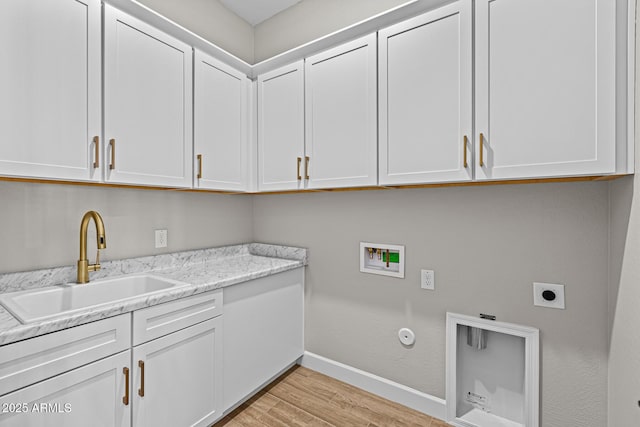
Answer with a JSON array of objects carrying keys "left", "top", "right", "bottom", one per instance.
[
  {"left": 123, "top": 367, "right": 130, "bottom": 405},
  {"left": 304, "top": 156, "right": 310, "bottom": 180},
  {"left": 93, "top": 136, "right": 100, "bottom": 169},
  {"left": 463, "top": 135, "right": 468, "bottom": 168},
  {"left": 479, "top": 133, "right": 484, "bottom": 167},
  {"left": 109, "top": 139, "right": 116, "bottom": 170},
  {"left": 297, "top": 157, "right": 302, "bottom": 181},
  {"left": 138, "top": 360, "right": 145, "bottom": 397},
  {"left": 197, "top": 154, "right": 203, "bottom": 179}
]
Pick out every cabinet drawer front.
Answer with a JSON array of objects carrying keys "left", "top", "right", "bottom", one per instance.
[
  {"left": 0, "top": 351, "right": 130, "bottom": 427},
  {"left": 0, "top": 314, "right": 130, "bottom": 396},
  {"left": 133, "top": 290, "right": 222, "bottom": 345}
]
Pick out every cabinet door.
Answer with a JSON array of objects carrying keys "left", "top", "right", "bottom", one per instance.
[
  {"left": 379, "top": 2, "right": 472, "bottom": 185},
  {"left": 132, "top": 317, "right": 223, "bottom": 427},
  {"left": 223, "top": 268, "right": 304, "bottom": 412},
  {"left": 257, "top": 61, "right": 305, "bottom": 191},
  {"left": 305, "top": 35, "right": 377, "bottom": 189},
  {"left": 0, "top": 0, "right": 101, "bottom": 182},
  {"left": 104, "top": 5, "right": 193, "bottom": 188},
  {"left": 0, "top": 351, "right": 130, "bottom": 427},
  {"left": 194, "top": 51, "right": 249, "bottom": 191},
  {"left": 475, "top": 0, "right": 616, "bottom": 180}
]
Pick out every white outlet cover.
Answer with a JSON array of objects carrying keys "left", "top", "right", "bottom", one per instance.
[
  {"left": 421, "top": 269, "right": 435, "bottom": 290},
  {"left": 155, "top": 229, "right": 167, "bottom": 248},
  {"left": 533, "top": 282, "right": 565, "bottom": 309},
  {"left": 398, "top": 328, "right": 415, "bottom": 346}
]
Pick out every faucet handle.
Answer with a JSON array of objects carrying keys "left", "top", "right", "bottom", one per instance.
[{"left": 89, "top": 249, "right": 102, "bottom": 273}]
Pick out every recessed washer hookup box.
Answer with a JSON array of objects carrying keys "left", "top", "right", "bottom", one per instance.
[{"left": 359, "top": 242, "right": 405, "bottom": 278}]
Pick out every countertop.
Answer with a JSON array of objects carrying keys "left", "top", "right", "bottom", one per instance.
[{"left": 0, "top": 243, "right": 307, "bottom": 346}]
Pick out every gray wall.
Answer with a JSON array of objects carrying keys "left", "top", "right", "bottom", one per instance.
[
  {"left": 608, "top": 176, "right": 637, "bottom": 426},
  {"left": 608, "top": 4, "right": 640, "bottom": 425},
  {"left": 253, "top": 0, "right": 410, "bottom": 62},
  {"left": 137, "top": 0, "right": 255, "bottom": 63},
  {"left": 136, "top": 0, "right": 411, "bottom": 64},
  {"left": 253, "top": 183, "right": 610, "bottom": 427},
  {"left": 0, "top": 182, "right": 253, "bottom": 273}
]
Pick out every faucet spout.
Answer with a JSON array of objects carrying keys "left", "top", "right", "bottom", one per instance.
[{"left": 77, "top": 210, "right": 107, "bottom": 284}]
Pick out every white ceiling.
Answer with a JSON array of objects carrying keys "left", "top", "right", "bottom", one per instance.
[{"left": 220, "top": 0, "right": 302, "bottom": 26}]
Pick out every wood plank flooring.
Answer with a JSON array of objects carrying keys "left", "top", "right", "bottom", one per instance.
[{"left": 214, "top": 366, "right": 448, "bottom": 427}]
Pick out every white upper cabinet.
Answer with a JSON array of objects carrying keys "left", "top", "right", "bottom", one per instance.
[
  {"left": 379, "top": 2, "right": 472, "bottom": 185},
  {"left": 104, "top": 5, "right": 193, "bottom": 188},
  {"left": 194, "top": 50, "right": 250, "bottom": 191},
  {"left": 305, "top": 34, "right": 378, "bottom": 189},
  {"left": 0, "top": 0, "right": 101, "bottom": 182},
  {"left": 257, "top": 61, "right": 305, "bottom": 192},
  {"left": 475, "top": 0, "right": 619, "bottom": 180},
  {"left": 1, "top": 0, "right": 632, "bottom": 190}
]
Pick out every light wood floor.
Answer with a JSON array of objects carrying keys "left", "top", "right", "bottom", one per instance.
[{"left": 215, "top": 365, "right": 448, "bottom": 427}]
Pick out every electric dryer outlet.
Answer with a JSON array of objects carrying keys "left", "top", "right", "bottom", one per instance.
[{"left": 533, "top": 282, "right": 565, "bottom": 309}]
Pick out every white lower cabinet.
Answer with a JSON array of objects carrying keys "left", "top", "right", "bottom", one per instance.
[
  {"left": 0, "top": 350, "right": 131, "bottom": 427},
  {"left": 0, "top": 290, "right": 224, "bottom": 427},
  {"left": 0, "top": 272, "right": 304, "bottom": 426},
  {"left": 223, "top": 268, "right": 304, "bottom": 412},
  {"left": 132, "top": 317, "right": 223, "bottom": 427},
  {"left": 131, "top": 291, "right": 224, "bottom": 427},
  {"left": 0, "top": 314, "right": 131, "bottom": 427}
]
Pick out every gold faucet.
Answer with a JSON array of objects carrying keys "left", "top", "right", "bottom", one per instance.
[{"left": 77, "top": 210, "right": 107, "bottom": 284}]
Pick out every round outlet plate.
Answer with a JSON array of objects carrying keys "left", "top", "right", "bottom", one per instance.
[{"left": 398, "top": 328, "right": 415, "bottom": 346}]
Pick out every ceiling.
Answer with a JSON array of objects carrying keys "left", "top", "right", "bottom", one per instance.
[{"left": 219, "top": 0, "right": 302, "bottom": 26}]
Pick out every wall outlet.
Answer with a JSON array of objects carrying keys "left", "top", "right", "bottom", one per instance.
[
  {"left": 155, "top": 229, "right": 167, "bottom": 248},
  {"left": 533, "top": 282, "right": 565, "bottom": 309},
  {"left": 421, "top": 269, "right": 435, "bottom": 290}
]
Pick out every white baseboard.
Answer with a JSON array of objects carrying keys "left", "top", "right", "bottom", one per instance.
[{"left": 299, "top": 351, "right": 446, "bottom": 421}]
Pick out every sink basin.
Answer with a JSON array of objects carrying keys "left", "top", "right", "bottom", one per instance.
[{"left": 0, "top": 274, "right": 189, "bottom": 324}]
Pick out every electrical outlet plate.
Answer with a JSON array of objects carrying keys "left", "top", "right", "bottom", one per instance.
[
  {"left": 421, "top": 269, "right": 435, "bottom": 290},
  {"left": 398, "top": 328, "right": 416, "bottom": 345},
  {"left": 155, "top": 229, "right": 167, "bottom": 248},
  {"left": 533, "top": 282, "right": 565, "bottom": 309}
]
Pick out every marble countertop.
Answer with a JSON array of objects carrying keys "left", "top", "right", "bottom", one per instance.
[{"left": 0, "top": 243, "right": 306, "bottom": 346}]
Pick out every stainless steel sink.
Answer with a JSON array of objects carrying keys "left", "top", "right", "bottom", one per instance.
[{"left": 0, "top": 274, "right": 189, "bottom": 324}]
